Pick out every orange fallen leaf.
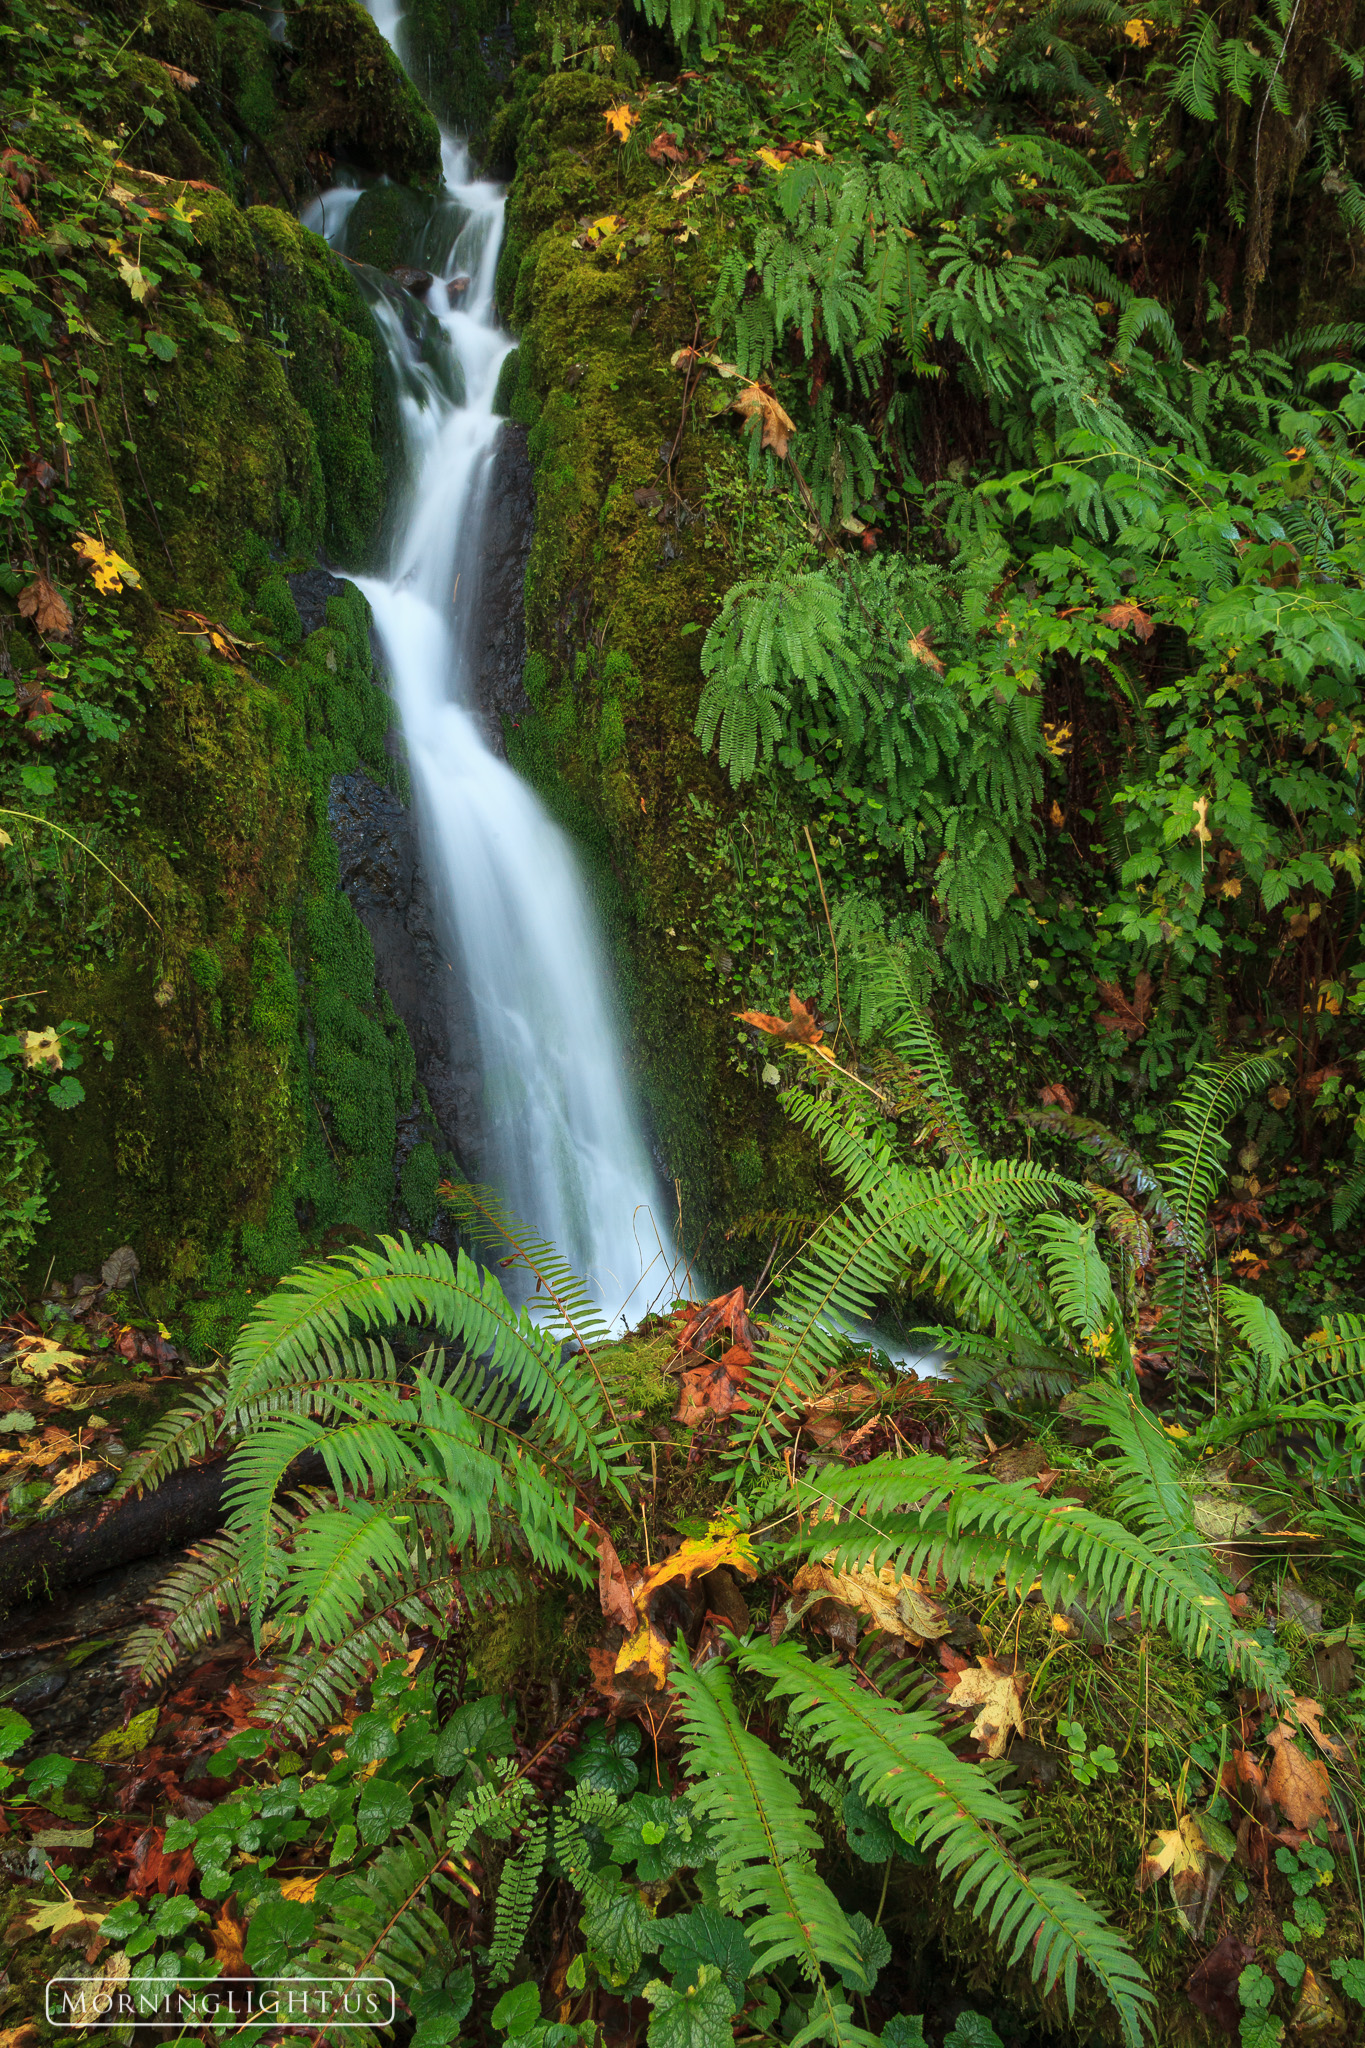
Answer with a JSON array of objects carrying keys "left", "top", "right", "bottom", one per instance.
[
  {"left": 731, "top": 380, "right": 795, "bottom": 461},
  {"left": 906, "top": 628, "right": 944, "bottom": 675},
  {"left": 209, "top": 1901, "right": 247, "bottom": 1973},
  {"left": 636, "top": 1526, "right": 758, "bottom": 1612},
  {"left": 736, "top": 990, "right": 826, "bottom": 1048},
  {"left": 1099, "top": 600, "right": 1155, "bottom": 642},
  {"left": 1265, "top": 1728, "right": 1332, "bottom": 1829},
  {"left": 603, "top": 105, "right": 638, "bottom": 142},
  {"left": 676, "top": 1346, "right": 751, "bottom": 1425},
  {"left": 17, "top": 573, "right": 72, "bottom": 639},
  {"left": 278, "top": 1876, "right": 320, "bottom": 1903}
]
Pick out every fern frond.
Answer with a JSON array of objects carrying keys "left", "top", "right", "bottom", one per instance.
[
  {"left": 1073, "top": 1381, "right": 1215, "bottom": 1586},
  {"left": 118, "top": 1532, "right": 252, "bottom": 1689},
  {"left": 112, "top": 1387, "right": 224, "bottom": 1501},
  {"left": 742, "top": 1642, "right": 1153, "bottom": 2046},
  {"left": 487, "top": 1810, "right": 548, "bottom": 1983},
  {"left": 789, "top": 1456, "right": 1285, "bottom": 1695},
  {"left": 670, "top": 1648, "right": 873, "bottom": 2045}
]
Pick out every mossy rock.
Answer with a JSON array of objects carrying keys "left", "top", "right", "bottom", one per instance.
[
  {"left": 285, "top": 0, "right": 442, "bottom": 189},
  {"left": 217, "top": 10, "right": 280, "bottom": 142},
  {"left": 342, "top": 181, "right": 435, "bottom": 272}
]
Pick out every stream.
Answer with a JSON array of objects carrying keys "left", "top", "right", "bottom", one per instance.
[{"left": 308, "top": 29, "right": 677, "bottom": 1327}]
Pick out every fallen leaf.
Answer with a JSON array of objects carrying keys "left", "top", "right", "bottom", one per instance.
[
  {"left": 1094, "top": 972, "right": 1153, "bottom": 1042},
  {"left": 941, "top": 1655, "right": 1026, "bottom": 1758},
  {"left": 754, "top": 147, "right": 788, "bottom": 172},
  {"left": 1099, "top": 600, "right": 1155, "bottom": 641},
  {"left": 637, "top": 1526, "right": 758, "bottom": 1610},
  {"left": 906, "top": 628, "right": 944, "bottom": 675},
  {"left": 72, "top": 530, "right": 140, "bottom": 594},
  {"left": 278, "top": 1876, "right": 320, "bottom": 1902},
  {"left": 676, "top": 1346, "right": 751, "bottom": 1425},
  {"left": 1290, "top": 1967, "right": 1346, "bottom": 2038},
  {"left": 577, "top": 1513, "right": 637, "bottom": 1631},
  {"left": 1269, "top": 1696, "right": 1351, "bottom": 1765},
  {"left": 793, "top": 1560, "right": 949, "bottom": 1646},
  {"left": 209, "top": 1900, "right": 247, "bottom": 1972},
  {"left": 613, "top": 1616, "right": 671, "bottom": 1693},
  {"left": 1186, "top": 1933, "right": 1256, "bottom": 2032},
  {"left": 736, "top": 990, "right": 826, "bottom": 1049},
  {"left": 648, "top": 130, "right": 687, "bottom": 164},
  {"left": 116, "top": 253, "right": 151, "bottom": 301},
  {"left": 16, "top": 574, "right": 72, "bottom": 639},
  {"left": 1038, "top": 1081, "right": 1077, "bottom": 1113},
  {"left": 1192, "top": 1492, "right": 1264, "bottom": 1543},
  {"left": 603, "top": 105, "right": 639, "bottom": 142},
  {"left": 155, "top": 60, "right": 199, "bottom": 89},
  {"left": 730, "top": 381, "right": 795, "bottom": 461},
  {"left": 674, "top": 1286, "right": 757, "bottom": 1357},
  {"left": 40, "top": 1458, "right": 102, "bottom": 1508},
  {"left": 1136, "top": 1809, "right": 1235, "bottom": 1935},
  {"left": 801, "top": 1379, "right": 877, "bottom": 1448},
  {"left": 1265, "top": 1729, "right": 1332, "bottom": 1829},
  {"left": 10, "top": 1898, "right": 108, "bottom": 1947}
]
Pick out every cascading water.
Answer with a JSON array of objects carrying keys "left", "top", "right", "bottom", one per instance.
[{"left": 306, "top": 66, "right": 675, "bottom": 1323}]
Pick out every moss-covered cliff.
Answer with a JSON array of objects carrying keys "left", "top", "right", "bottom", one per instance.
[{"left": 0, "top": 0, "right": 445, "bottom": 1334}]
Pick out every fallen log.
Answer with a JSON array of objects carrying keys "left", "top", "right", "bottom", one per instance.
[{"left": 0, "top": 1452, "right": 329, "bottom": 1615}]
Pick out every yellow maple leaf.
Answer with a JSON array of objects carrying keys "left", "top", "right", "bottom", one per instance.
[
  {"left": 943, "top": 1657, "right": 1026, "bottom": 1757},
  {"left": 40, "top": 1459, "right": 103, "bottom": 1509},
  {"left": 1124, "top": 18, "right": 1153, "bottom": 45},
  {"left": 603, "top": 105, "right": 638, "bottom": 142},
  {"left": 278, "top": 1876, "right": 321, "bottom": 1903},
  {"left": 672, "top": 171, "right": 703, "bottom": 197},
  {"left": 73, "top": 530, "right": 141, "bottom": 594},
  {"left": 592, "top": 213, "right": 626, "bottom": 238},
  {"left": 755, "top": 147, "right": 788, "bottom": 173},
  {"left": 635, "top": 1522, "right": 758, "bottom": 1609},
  {"left": 614, "top": 1617, "right": 670, "bottom": 1690}
]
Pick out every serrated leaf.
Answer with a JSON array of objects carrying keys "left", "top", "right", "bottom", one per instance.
[{"left": 643, "top": 1964, "right": 736, "bottom": 2048}]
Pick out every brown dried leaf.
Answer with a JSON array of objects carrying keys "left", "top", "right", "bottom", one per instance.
[
  {"left": 1038, "top": 1081, "right": 1077, "bottom": 1113},
  {"left": 209, "top": 1901, "right": 247, "bottom": 1973},
  {"left": 793, "top": 1560, "right": 949, "bottom": 1646},
  {"left": 1094, "top": 971, "right": 1153, "bottom": 1041},
  {"left": 1099, "top": 600, "right": 1155, "bottom": 641},
  {"left": 735, "top": 990, "right": 825, "bottom": 1048},
  {"left": 1265, "top": 1729, "right": 1332, "bottom": 1828},
  {"left": 1185, "top": 1934, "right": 1256, "bottom": 2033},
  {"left": 731, "top": 380, "right": 795, "bottom": 460},
  {"left": 17, "top": 573, "right": 72, "bottom": 639}
]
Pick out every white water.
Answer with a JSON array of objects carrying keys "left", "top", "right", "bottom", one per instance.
[{"left": 308, "top": 84, "right": 675, "bottom": 1324}]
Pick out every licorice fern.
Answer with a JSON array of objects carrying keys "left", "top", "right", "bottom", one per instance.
[{"left": 742, "top": 1641, "right": 1154, "bottom": 2046}]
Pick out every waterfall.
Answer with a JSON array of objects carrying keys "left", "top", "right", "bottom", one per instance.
[{"left": 306, "top": 67, "right": 676, "bottom": 1325}]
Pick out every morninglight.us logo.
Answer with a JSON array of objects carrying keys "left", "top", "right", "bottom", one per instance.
[{"left": 45, "top": 1977, "right": 396, "bottom": 2030}]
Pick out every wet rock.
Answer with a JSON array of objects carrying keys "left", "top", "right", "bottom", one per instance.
[
  {"left": 288, "top": 566, "right": 351, "bottom": 638},
  {"left": 446, "top": 273, "right": 470, "bottom": 303},
  {"left": 12, "top": 1667, "right": 67, "bottom": 1708},
  {"left": 472, "top": 421, "right": 533, "bottom": 741},
  {"left": 390, "top": 264, "right": 434, "bottom": 295},
  {"left": 328, "top": 770, "right": 482, "bottom": 1171}
]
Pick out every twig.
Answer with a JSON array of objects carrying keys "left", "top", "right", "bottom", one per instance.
[
  {"left": 802, "top": 823, "right": 844, "bottom": 1051},
  {"left": 664, "top": 316, "right": 702, "bottom": 476}
]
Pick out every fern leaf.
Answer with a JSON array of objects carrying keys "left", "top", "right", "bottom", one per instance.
[
  {"left": 670, "top": 1648, "right": 873, "bottom": 2046},
  {"left": 742, "top": 1641, "right": 1153, "bottom": 2046}
]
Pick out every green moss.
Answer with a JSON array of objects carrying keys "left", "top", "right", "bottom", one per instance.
[
  {"left": 400, "top": 1140, "right": 440, "bottom": 1231},
  {"left": 494, "top": 72, "right": 828, "bottom": 1267},
  {"left": 216, "top": 10, "right": 278, "bottom": 140},
  {"left": 342, "top": 182, "right": 433, "bottom": 273},
  {"left": 285, "top": 0, "right": 442, "bottom": 189}
]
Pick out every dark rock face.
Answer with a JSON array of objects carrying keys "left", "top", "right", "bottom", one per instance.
[
  {"left": 328, "top": 769, "right": 482, "bottom": 1168},
  {"left": 473, "top": 420, "right": 533, "bottom": 749}
]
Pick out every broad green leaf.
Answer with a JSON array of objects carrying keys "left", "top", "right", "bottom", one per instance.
[
  {"left": 643, "top": 1965, "right": 737, "bottom": 2048},
  {"left": 657, "top": 1905, "right": 754, "bottom": 2004},
  {"left": 356, "top": 1776, "right": 413, "bottom": 1844}
]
